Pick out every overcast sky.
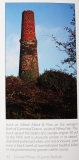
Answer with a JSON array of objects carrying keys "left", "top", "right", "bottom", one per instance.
[{"left": 5, "top": 2, "right": 75, "bottom": 76}]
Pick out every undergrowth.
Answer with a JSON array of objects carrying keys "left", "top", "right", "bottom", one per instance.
[{"left": 6, "top": 69, "right": 77, "bottom": 119}]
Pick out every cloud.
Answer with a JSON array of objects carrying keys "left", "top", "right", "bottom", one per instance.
[
  {"left": 36, "top": 25, "right": 61, "bottom": 59},
  {"left": 36, "top": 24, "right": 61, "bottom": 37},
  {"left": 35, "top": 25, "right": 62, "bottom": 49},
  {"left": 6, "top": 34, "right": 20, "bottom": 76},
  {"left": 36, "top": 24, "right": 68, "bottom": 45}
]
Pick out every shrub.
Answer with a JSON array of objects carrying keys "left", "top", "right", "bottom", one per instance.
[{"left": 37, "top": 69, "right": 77, "bottom": 93}]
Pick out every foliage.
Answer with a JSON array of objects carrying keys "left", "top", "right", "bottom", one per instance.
[
  {"left": 51, "top": 5, "right": 76, "bottom": 75},
  {"left": 6, "top": 70, "right": 77, "bottom": 119},
  {"left": 21, "top": 70, "right": 38, "bottom": 82},
  {"left": 37, "top": 69, "right": 76, "bottom": 92}
]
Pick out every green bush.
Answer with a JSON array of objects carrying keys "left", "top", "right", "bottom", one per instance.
[{"left": 37, "top": 69, "right": 77, "bottom": 92}]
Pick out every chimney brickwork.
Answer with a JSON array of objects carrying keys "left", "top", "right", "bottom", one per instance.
[{"left": 19, "top": 10, "right": 39, "bottom": 78}]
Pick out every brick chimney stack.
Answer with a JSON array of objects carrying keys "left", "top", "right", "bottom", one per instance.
[{"left": 19, "top": 10, "right": 39, "bottom": 78}]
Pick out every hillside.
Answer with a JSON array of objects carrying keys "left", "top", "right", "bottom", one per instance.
[{"left": 6, "top": 70, "right": 77, "bottom": 119}]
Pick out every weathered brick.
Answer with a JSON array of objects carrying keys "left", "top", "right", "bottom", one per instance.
[{"left": 19, "top": 10, "right": 39, "bottom": 78}]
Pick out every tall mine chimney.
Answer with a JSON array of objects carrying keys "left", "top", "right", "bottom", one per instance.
[{"left": 19, "top": 10, "right": 39, "bottom": 79}]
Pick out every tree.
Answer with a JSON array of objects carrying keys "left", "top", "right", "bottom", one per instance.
[{"left": 52, "top": 5, "right": 76, "bottom": 76}]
